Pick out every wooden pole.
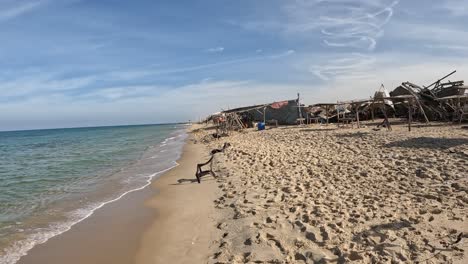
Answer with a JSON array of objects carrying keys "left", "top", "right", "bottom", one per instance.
[
  {"left": 263, "top": 106, "right": 266, "bottom": 124},
  {"left": 457, "top": 97, "right": 461, "bottom": 124},
  {"left": 297, "top": 93, "right": 302, "bottom": 119},
  {"left": 355, "top": 104, "right": 360, "bottom": 128},
  {"left": 408, "top": 100, "right": 412, "bottom": 132},
  {"left": 381, "top": 103, "right": 391, "bottom": 131},
  {"left": 326, "top": 105, "right": 329, "bottom": 125},
  {"left": 337, "top": 102, "right": 340, "bottom": 125}
]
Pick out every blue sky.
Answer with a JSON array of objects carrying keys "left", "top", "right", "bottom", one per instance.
[{"left": 1, "top": 0, "right": 468, "bottom": 130}]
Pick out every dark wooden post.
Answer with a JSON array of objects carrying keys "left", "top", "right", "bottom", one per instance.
[
  {"left": 337, "top": 103, "right": 340, "bottom": 126},
  {"left": 326, "top": 105, "right": 329, "bottom": 125},
  {"left": 355, "top": 104, "right": 360, "bottom": 128},
  {"left": 458, "top": 97, "right": 462, "bottom": 124},
  {"left": 408, "top": 100, "right": 412, "bottom": 132}
]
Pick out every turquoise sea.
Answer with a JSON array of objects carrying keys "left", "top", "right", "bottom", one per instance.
[{"left": 0, "top": 124, "right": 187, "bottom": 264}]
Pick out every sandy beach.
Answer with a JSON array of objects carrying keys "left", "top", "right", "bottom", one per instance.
[
  {"left": 193, "top": 121, "right": 467, "bottom": 263},
  {"left": 15, "top": 122, "right": 467, "bottom": 264}
]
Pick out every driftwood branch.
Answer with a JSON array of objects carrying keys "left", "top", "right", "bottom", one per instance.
[{"left": 195, "top": 143, "right": 230, "bottom": 183}]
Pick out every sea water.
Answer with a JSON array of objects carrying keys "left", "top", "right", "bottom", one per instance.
[{"left": 0, "top": 124, "right": 187, "bottom": 264}]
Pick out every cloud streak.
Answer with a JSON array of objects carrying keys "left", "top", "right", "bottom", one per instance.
[
  {"left": 140, "top": 49, "right": 296, "bottom": 76},
  {"left": 205, "top": 46, "right": 225, "bottom": 53},
  {"left": 308, "top": 53, "right": 376, "bottom": 81},
  {"left": 0, "top": 0, "right": 46, "bottom": 21}
]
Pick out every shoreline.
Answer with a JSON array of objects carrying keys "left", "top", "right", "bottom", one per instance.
[{"left": 17, "top": 129, "right": 219, "bottom": 264}]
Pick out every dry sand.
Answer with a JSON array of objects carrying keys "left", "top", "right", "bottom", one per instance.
[{"left": 192, "top": 121, "right": 467, "bottom": 263}]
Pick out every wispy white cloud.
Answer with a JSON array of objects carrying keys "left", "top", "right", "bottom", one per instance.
[
  {"left": 308, "top": 53, "right": 376, "bottom": 81},
  {"left": 103, "top": 50, "right": 296, "bottom": 80},
  {"left": 145, "top": 49, "right": 296, "bottom": 76},
  {"left": 287, "top": 0, "right": 398, "bottom": 51},
  {"left": 205, "top": 46, "right": 224, "bottom": 53},
  {"left": 0, "top": 73, "right": 97, "bottom": 97},
  {"left": 231, "top": 0, "right": 398, "bottom": 51},
  {"left": 228, "top": 0, "right": 400, "bottom": 85},
  {"left": 0, "top": 0, "right": 47, "bottom": 21},
  {"left": 267, "top": 49, "right": 295, "bottom": 59},
  {"left": 80, "top": 85, "right": 158, "bottom": 101},
  {"left": 0, "top": 49, "right": 297, "bottom": 101},
  {"left": 323, "top": 37, "right": 376, "bottom": 51},
  {"left": 425, "top": 44, "right": 468, "bottom": 52}
]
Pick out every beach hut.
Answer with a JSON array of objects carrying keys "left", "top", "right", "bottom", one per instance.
[{"left": 222, "top": 99, "right": 301, "bottom": 125}]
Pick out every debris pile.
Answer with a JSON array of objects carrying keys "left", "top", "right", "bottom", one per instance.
[
  {"left": 390, "top": 71, "right": 467, "bottom": 122},
  {"left": 202, "top": 70, "right": 467, "bottom": 132}
]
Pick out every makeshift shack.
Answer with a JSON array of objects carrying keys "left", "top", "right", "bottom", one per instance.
[{"left": 223, "top": 99, "right": 301, "bottom": 125}]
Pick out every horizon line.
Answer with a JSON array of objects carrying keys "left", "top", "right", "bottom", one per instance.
[{"left": 0, "top": 122, "right": 190, "bottom": 133}]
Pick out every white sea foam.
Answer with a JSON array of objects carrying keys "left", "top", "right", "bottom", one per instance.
[
  {"left": 161, "top": 136, "right": 176, "bottom": 144},
  {"left": 0, "top": 132, "right": 186, "bottom": 264}
]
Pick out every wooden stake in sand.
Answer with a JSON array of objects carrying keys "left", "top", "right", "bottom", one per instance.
[
  {"left": 355, "top": 104, "right": 360, "bottom": 128},
  {"left": 408, "top": 99, "right": 413, "bottom": 132},
  {"left": 380, "top": 103, "right": 392, "bottom": 131}
]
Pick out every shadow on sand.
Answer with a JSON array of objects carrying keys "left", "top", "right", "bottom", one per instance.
[
  {"left": 346, "top": 220, "right": 414, "bottom": 262},
  {"left": 335, "top": 132, "right": 370, "bottom": 138},
  {"left": 384, "top": 137, "right": 468, "bottom": 149},
  {"left": 300, "top": 128, "right": 337, "bottom": 132},
  {"left": 170, "top": 177, "right": 215, "bottom": 185}
]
